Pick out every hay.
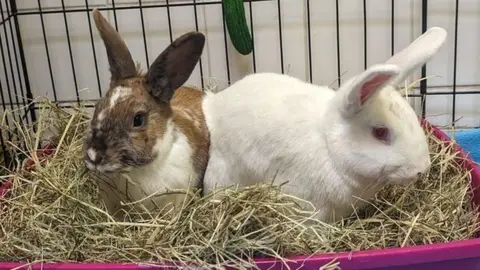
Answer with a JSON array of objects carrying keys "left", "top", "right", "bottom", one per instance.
[{"left": 0, "top": 97, "right": 479, "bottom": 269}]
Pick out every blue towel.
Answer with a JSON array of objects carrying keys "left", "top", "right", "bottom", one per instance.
[{"left": 448, "top": 129, "right": 480, "bottom": 164}]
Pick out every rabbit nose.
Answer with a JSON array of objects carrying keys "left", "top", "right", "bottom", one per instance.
[{"left": 86, "top": 148, "right": 103, "bottom": 165}]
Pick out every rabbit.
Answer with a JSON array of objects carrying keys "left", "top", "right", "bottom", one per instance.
[
  {"left": 83, "top": 9, "right": 209, "bottom": 218},
  {"left": 201, "top": 27, "right": 447, "bottom": 223}
]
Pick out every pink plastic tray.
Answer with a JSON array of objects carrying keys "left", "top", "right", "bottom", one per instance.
[{"left": 1, "top": 120, "right": 480, "bottom": 270}]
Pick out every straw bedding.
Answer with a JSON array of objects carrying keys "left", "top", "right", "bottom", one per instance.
[{"left": 0, "top": 98, "right": 479, "bottom": 269}]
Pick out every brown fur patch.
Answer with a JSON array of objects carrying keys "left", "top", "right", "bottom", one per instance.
[
  {"left": 89, "top": 77, "right": 173, "bottom": 168},
  {"left": 90, "top": 76, "right": 209, "bottom": 188},
  {"left": 170, "top": 86, "right": 210, "bottom": 187},
  {"left": 119, "top": 78, "right": 172, "bottom": 162}
]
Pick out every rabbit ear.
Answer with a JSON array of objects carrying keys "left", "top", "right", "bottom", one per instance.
[
  {"left": 385, "top": 27, "right": 447, "bottom": 86},
  {"left": 93, "top": 9, "right": 137, "bottom": 83},
  {"left": 339, "top": 64, "right": 400, "bottom": 118},
  {"left": 145, "top": 32, "right": 205, "bottom": 104}
]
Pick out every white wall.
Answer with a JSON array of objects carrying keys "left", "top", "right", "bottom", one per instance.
[{"left": 1, "top": 0, "right": 480, "bottom": 130}]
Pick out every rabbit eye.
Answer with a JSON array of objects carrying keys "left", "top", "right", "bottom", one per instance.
[
  {"left": 373, "top": 126, "right": 390, "bottom": 142},
  {"left": 133, "top": 113, "right": 145, "bottom": 127}
]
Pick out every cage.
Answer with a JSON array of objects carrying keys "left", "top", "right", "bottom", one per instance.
[{"left": 0, "top": 0, "right": 479, "bottom": 269}]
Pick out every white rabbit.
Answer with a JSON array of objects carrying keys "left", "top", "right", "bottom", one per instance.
[{"left": 202, "top": 27, "right": 447, "bottom": 223}]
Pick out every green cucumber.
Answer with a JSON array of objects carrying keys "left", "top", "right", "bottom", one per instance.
[{"left": 223, "top": 0, "right": 253, "bottom": 55}]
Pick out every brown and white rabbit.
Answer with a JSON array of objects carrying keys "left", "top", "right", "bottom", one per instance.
[{"left": 83, "top": 9, "right": 209, "bottom": 217}]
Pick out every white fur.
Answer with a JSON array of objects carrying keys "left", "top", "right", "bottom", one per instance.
[
  {"left": 202, "top": 27, "right": 447, "bottom": 223},
  {"left": 95, "top": 111, "right": 106, "bottom": 130},
  {"left": 97, "top": 110, "right": 106, "bottom": 123},
  {"left": 98, "top": 120, "right": 198, "bottom": 215},
  {"left": 87, "top": 148, "right": 97, "bottom": 162},
  {"left": 109, "top": 86, "right": 131, "bottom": 109}
]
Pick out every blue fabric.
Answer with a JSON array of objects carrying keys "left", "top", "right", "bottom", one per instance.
[{"left": 448, "top": 129, "right": 480, "bottom": 164}]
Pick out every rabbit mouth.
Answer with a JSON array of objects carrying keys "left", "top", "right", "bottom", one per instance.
[
  {"left": 388, "top": 170, "right": 422, "bottom": 186},
  {"left": 84, "top": 159, "right": 124, "bottom": 174}
]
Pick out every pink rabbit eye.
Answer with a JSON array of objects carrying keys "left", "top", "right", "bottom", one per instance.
[{"left": 373, "top": 126, "right": 390, "bottom": 142}]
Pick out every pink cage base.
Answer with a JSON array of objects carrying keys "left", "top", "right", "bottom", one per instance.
[{"left": 1, "top": 119, "right": 479, "bottom": 270}]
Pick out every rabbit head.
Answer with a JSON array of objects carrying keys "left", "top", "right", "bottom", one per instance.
[
  {"left": 83, "top": 9, "right": 205, "bottom": 173},
  {"left": 325, "top": 27, "right": 447, "bottom": 186}
]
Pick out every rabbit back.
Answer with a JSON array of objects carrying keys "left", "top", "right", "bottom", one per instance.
[{"left": 203, "top": 73, "right": 343, "bottom": 220}]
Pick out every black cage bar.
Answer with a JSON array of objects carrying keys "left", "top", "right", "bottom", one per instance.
[{"left": 0, "top": 0, "right": 474, "bottom": 170}]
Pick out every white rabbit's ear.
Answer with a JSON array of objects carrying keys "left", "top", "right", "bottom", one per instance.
[
  {"left": 340, "top": 64, "right": 400, "bottom": 118},
  {"left": 385, "top": 27, "right": 447, "bottom": 86}
]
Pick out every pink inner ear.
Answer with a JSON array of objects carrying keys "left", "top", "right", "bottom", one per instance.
[{"left": 360, "top": 74, "right": 393, "bottom": 105}]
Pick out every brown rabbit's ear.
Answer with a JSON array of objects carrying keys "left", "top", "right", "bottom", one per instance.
[
  {"left": 92, "top": 8, "right": 137, "bottom": 83},
  {"left": 145, "top": 31, "right": 205, "bottom": 103}
]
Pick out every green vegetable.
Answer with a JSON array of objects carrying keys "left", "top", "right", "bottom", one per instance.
[{"left": 223, "top": 0, "right": 253, "bottom": 55}]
